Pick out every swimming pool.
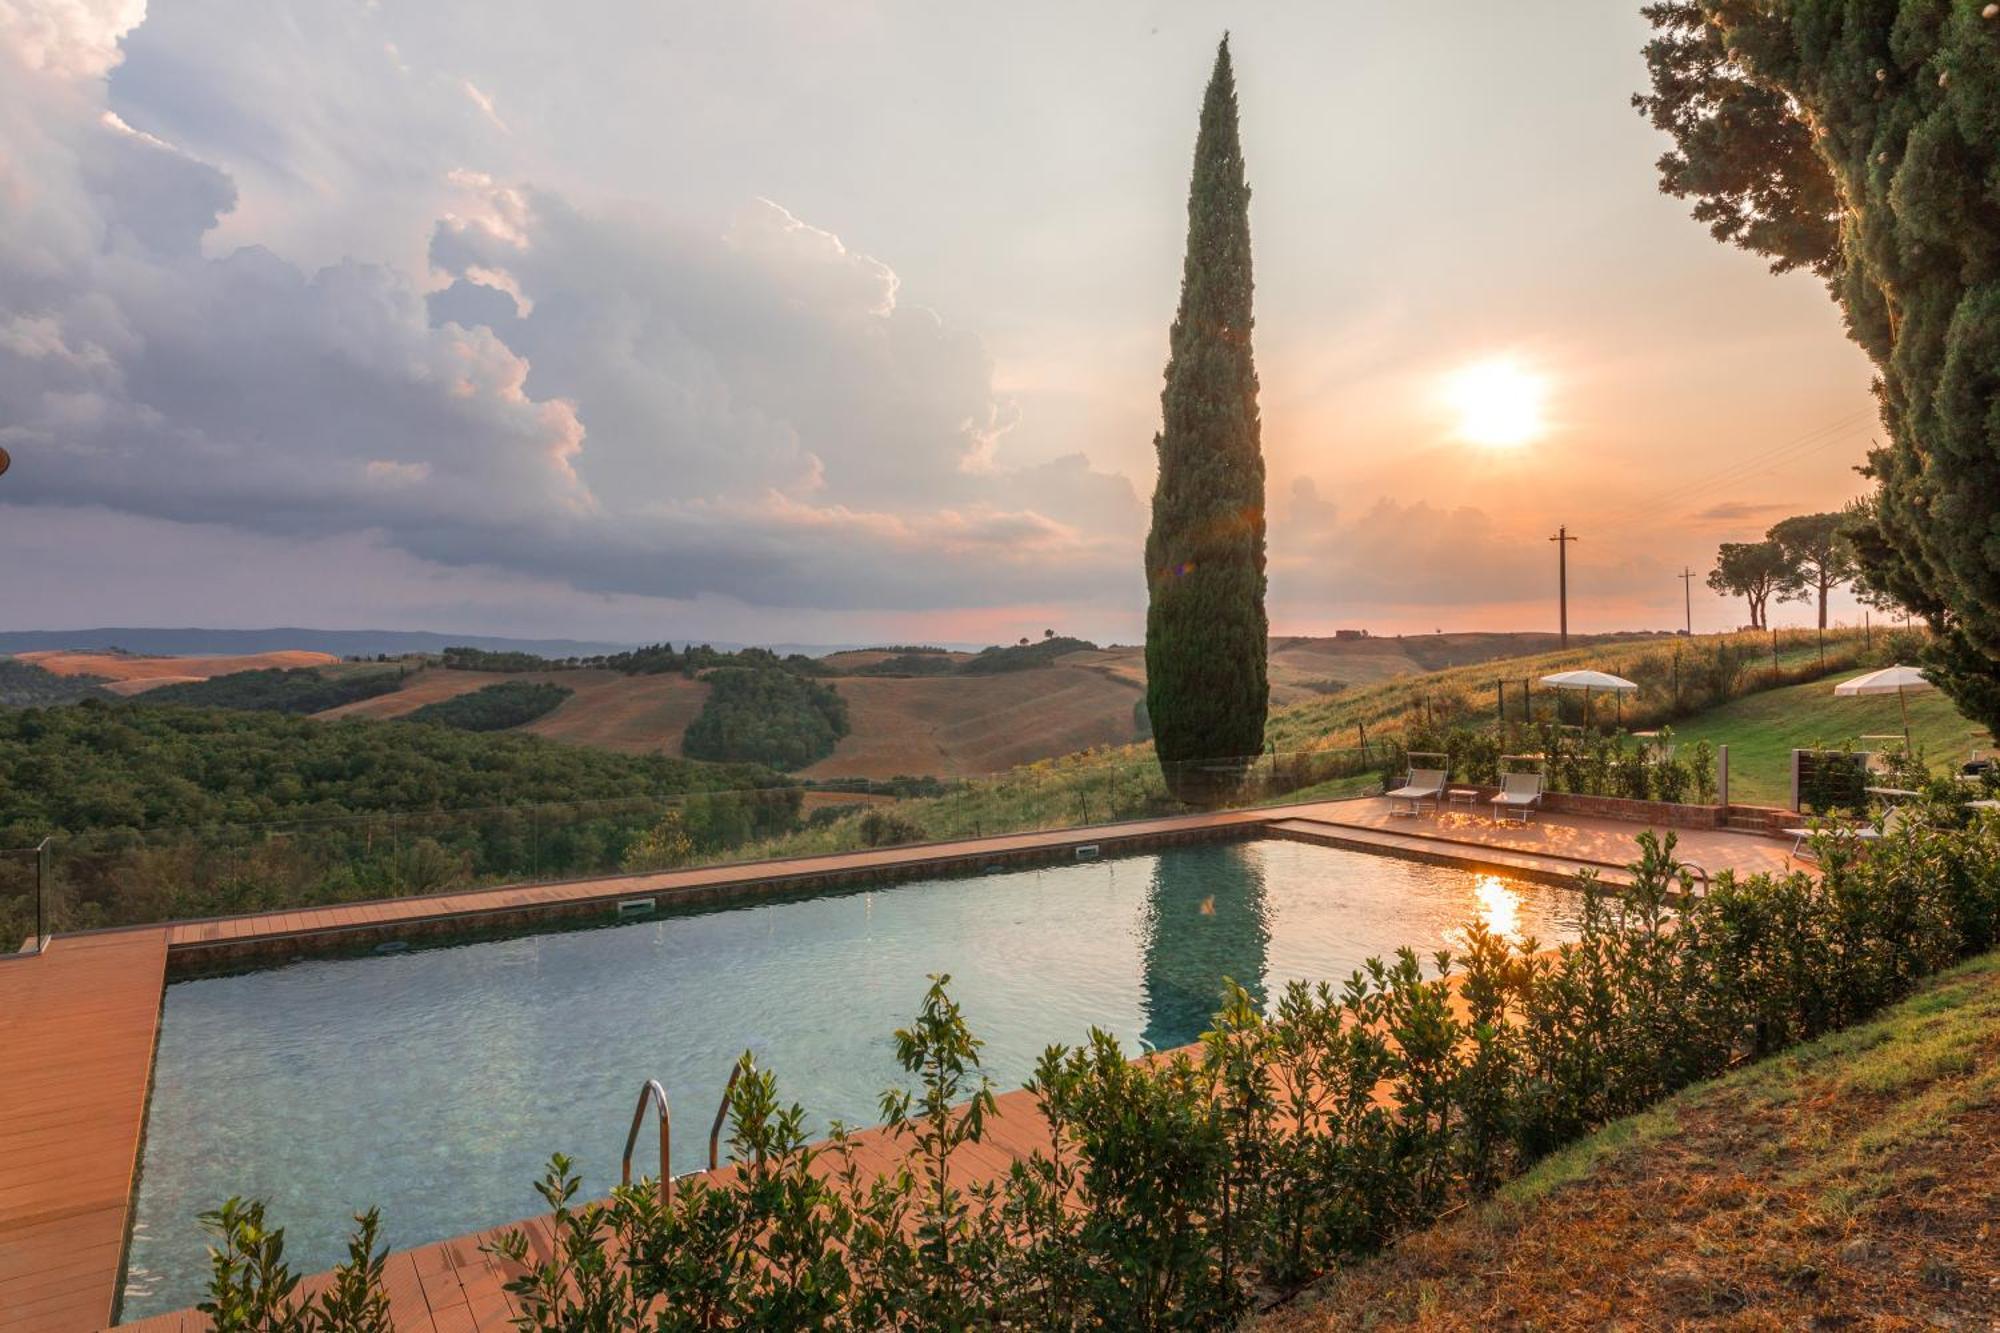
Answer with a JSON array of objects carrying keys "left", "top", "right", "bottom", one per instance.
[{"left": 121, "top": 838, "right": 1584, "bottom": 1317}]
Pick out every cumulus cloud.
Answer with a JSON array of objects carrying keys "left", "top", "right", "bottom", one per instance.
[{"left": 0, "top": 6, "right": 1142, "bottom": 616}]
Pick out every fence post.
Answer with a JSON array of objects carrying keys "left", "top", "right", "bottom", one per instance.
[
  {"left": 1789, "top": 748, "right": 1802, "bottom": 813},
  {"left": 35, "top": 836, "right": 50, "bottom": 952},
  {"left": 1718, "top": 744, "right": 1729, "bottom": 809}
]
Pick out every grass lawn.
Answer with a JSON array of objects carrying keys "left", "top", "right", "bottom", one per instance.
[
  {"left": 1664, "top": 673, "right": 1990, "bottom": 806},
  {"left": 1263, "top": 951, "right": 2000, "bottom": 1331}
]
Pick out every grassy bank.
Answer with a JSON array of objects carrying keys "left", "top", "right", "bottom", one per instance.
[
  {"left": 1668, "top": 674, "right": 1984, "bottom": 805},
  {"left": 1265, "top": 950, "right": 2000, "bottom": 1330}
]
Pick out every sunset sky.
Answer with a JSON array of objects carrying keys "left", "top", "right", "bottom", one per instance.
[{"left": 0, "top": 0, "right": 1880, "bottom": 647}]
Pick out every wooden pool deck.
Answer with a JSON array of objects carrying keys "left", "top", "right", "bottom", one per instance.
[
  {"left": 0, "top": 797, "right": 1795, "bottom": 1332},
  {"left": 0, "top": 930, "right": 167, "bottom": 1333}
]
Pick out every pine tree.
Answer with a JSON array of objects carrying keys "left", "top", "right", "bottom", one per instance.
[{"left": 1145, "top": 36, "right": 1268, "bottom": 800}]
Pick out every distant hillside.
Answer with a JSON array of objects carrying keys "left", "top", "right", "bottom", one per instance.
[
  {"left": 276, "top": 631, "right": 1680, "bottom": 780},
  {"left": 17, "top": 649, "right": 341, "bottom": 695},
  {"left": 0, "top": 628, "right": 640, "bottom": 658},
  {"left": 0, "top": 628, "right": 988, "bottom": 658},
  {"left": 0, "top": 657, "right": 112, "bottom": 707}
]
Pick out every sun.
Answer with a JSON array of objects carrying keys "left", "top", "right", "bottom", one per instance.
[{"left": 1445, "top": 358, "right": 1548, "bottom": 448}]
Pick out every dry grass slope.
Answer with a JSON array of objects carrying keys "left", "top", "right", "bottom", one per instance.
[
  {"left": 1264, "top": 952, "right": 2000, "bottom": 1331},
  {"left": 17, "top": 648, "right": 339, "bottom": 695},
  {"left": 319, "top": 667, "right": 710, "bottom": 756}
]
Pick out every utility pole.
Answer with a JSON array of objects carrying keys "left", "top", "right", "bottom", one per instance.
[
  {"left": 1549, "top": 526, "right": 1577, "bottom": 649},
  {"left": 1678, "top": 566, "right": 1696, "bottom": 636}
]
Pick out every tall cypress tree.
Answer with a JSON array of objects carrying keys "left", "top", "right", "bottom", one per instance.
[{"left": 1145, "top": 36, "right": 1268, "bottom": 799}]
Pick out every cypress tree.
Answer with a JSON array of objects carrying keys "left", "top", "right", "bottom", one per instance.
[{"left": 1145, "top": 36, "right": 1268, "bottom": 800}]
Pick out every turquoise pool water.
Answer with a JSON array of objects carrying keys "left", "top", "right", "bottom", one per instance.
[{"left": 121, "top": 839, "right": 1583, "bottom": 1317}]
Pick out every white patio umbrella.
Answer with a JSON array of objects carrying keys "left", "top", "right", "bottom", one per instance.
[
  {"left": 1833, "top": 664, "right": 1933, "bottom": 744},
  {"left": 1538, "top": 669, "right": 1639, "bottom": 729}
]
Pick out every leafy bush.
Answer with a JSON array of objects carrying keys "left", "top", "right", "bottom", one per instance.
[
  {"left": 205, "top": 814, "right": 2000, "bottom": 1325},
  {"left": 1797, "top": 747, "right": 1868, "bottom": 816},
  {"left": 857, "top": 809, "right": 925, "bottom": 847},
  {"left": 145, "top": 667, "right": 404, "bottom": 715},
  {"left": 682, "top": 668, "right": 850, "bottom": 770},
  {"left": 402, "top": 681, "right": 571, "bottom": 731}
]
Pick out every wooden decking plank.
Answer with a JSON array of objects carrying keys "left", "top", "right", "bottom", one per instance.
[{"left": 0, "top": 928, "right": 168, "bottom": 1333}]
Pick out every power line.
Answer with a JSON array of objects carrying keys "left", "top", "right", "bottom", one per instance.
[{"left": 1602, "top": 408, "right": 1874, "bottom": 526}]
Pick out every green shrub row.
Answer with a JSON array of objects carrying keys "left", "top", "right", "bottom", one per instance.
[
  {"left": 201, "top": 807, "right": 2000, "bottom": 1329},
  {"left": 402, "top": 681, "right": 573, "bottom": 731}
]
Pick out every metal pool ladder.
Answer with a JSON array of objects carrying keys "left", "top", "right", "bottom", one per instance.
[
  {"left": 622, "top": 1080, "right": 673, "bottom": 1204},
  {"left": 622, "top": 1062, "right": 748, "bottom": 1205}
]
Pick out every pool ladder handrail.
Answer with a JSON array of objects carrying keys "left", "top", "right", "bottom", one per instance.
[
  {"left": 622, "top": 1079, "right": 673, "bottom": 1205},
  {"left": 1680, "top": 861, "right": 1711, "bottom": 897},
  {"left": 708, "top": 1059, "right": 744, "bottom": 1172},
  {"left": 622, "top": 1061, "right": 748, "bottom": 1206}
]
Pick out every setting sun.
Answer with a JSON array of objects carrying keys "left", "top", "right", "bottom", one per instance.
[{"left": 1446, "top": 358, "right": 1549, "bottom": 448}]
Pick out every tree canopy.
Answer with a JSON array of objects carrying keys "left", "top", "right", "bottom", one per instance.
[
  {"left": 1639, "top": 0, "right": 2000, "bottom": 730},
  {"left": 1708, "top": 540, "right": 1803, "bottom": 629},
  {"left": 1144, "top": 36, "right": 1269, "bottom": 797},
  {"left": 1767, "top": 510, "right": 1858, "bottom": 629}
]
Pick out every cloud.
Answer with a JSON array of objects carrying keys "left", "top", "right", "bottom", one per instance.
[
  {"left": 0, "top": 13, "right": 1142, "bottom": 618},
  {"left": 458, "top": 78, "right": 506, "bottom": 133}
]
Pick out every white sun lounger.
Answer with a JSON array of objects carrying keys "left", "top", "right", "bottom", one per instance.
[
  {"left": 1490, "top": 772, "right": 1544, "bottom": 825},
  {"left": 1386, "top": 768, "right": 1447, "bottom": 816},
  {"left": 1785, "top": 806, "right": 1905, "bottom": 863}
]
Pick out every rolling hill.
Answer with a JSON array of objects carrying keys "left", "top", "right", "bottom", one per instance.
[
  {"left": 16, "top": 648, "right": 341, "bottom": 695},
  {"left": 33, "top": 629, "right": 1686, "bottom": 779}
]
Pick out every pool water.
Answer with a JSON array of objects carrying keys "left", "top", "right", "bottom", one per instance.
[{"left": 121, "top": 839, "right": 1582, "bottom": 1317}]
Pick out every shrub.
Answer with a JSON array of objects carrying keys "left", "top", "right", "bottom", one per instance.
[
  {"left": 858, "top": 809, "right": 925, "bottom": 848},
  {"left": 206, "top": 812, "right": 2000, "bottom": 1325},
  {"left": 1689, "top": 738, "right": 1718, "bottom": 804}
]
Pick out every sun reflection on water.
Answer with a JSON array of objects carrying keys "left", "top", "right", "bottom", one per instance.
[{"left": 1445, "top": 874, "right": 1526, "bottom": 950}]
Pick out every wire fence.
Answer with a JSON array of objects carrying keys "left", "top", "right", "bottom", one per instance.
[{"left": 12, "top": 746, "right": 1392, "bottom": 939}]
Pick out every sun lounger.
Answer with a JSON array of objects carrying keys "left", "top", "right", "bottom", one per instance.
[
  {"left": 1785, "top": 806, "right": 1906, "bottom": 863},
  {"left": 1490, "top": 771, "right": 1543, "bottom": 825},
  {"left": 1386, "top": 768, "right": 1447, "bottom": 816}
]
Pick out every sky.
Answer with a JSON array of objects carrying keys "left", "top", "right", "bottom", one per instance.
[{"left": 0, "top": 0, "right": 1882, "bottom": 647}]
